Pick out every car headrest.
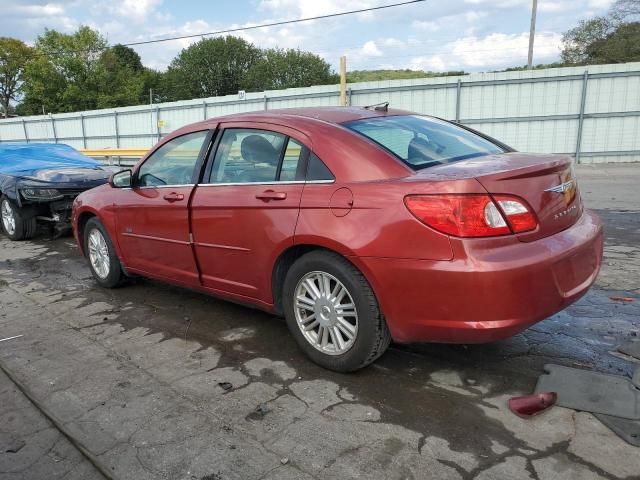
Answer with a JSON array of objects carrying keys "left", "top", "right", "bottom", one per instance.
[
  {"left": 241, "top": 135, "right": 278, "bottom": 164},
  {"left": 407, "top": 136, "right": 435, "bottom": 163}
]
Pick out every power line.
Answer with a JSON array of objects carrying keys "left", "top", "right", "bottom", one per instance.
[
  {"left": 123, "top": 0, "right": 427, "bottom": 47},
  {"left": 20, "top": 0, "right": 427, "bottom": 62}
]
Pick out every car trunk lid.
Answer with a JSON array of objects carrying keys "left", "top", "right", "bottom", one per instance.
[{"left": 411, "top": 153, "right": 583, "bottom": 242}]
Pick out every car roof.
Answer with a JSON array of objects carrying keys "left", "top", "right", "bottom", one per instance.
[{"left": 182, "top": 106, "right": 414, "bottom": 133}]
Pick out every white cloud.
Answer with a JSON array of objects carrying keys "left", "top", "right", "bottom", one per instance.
[
  {"left": 5, "top": 3, "right": 66, "bottom": 17},
  {"left": 0, "top": 0, "right": 617, "bottom": 74},
  {"left": 360, "top": 40, "right": 383, "bottom": 57},
  {"left": 412, "top": 19, "right": 441, "bottom": 32},
  {"left": 463, "top": 0, "right": 528, "bottom": 7},
  {"left": 258, "top": 0, "right": 382, "bottom": 18},
  {"left": 114, "top": 0, "right": 163, "bottom": 17},
  {"left": 587, "top": 0, "right": 615, "bottom": 8},
  {"left": 407, "top": 31, "right": 562, "bottom": 71},
  {"left": 382, "top": 37, "right": 405, "bottom": 48}
]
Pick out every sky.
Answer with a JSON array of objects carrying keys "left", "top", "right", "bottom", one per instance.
[{"left": 1, "top": 0, "right": 616, "bottom": 73}]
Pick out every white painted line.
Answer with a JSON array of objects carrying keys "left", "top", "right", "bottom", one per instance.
[{"left": 0, "top": 335, "right": 23, "bottom": 343}]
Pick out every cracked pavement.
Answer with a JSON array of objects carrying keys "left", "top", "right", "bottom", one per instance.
[{"left": 0, "top": 163, "right": 639, "bottom": 480}]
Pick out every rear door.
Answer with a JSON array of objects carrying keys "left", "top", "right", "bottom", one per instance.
[
  {"left": 190, "top": 123, "right": 309, "bottom": 303},
  {"left": 115, "top": 130, "right": 211, "bottom": 285}
]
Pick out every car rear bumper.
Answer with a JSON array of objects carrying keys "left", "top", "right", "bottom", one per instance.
[{"left": 356, "top": 209, "right": 603, "bottom": 343}]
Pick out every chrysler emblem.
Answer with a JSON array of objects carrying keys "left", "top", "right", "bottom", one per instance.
[{"left": 545, "top": 180, "right": 575, "bottom": 193}]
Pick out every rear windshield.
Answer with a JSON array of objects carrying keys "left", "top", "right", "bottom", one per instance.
[{"left": 344, "top": 115, "right": 505, "bottom": 170}]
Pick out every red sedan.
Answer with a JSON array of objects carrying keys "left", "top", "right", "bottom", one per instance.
[{"left": 72, "top": 107, "right": 603, "bottom": 371}]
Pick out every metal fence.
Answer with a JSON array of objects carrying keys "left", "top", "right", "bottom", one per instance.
[{"left": 1, "top": 62, "right": 639, "bottom": 164}]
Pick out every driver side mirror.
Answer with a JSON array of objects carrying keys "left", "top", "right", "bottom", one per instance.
[{"left": 109, "top": 169, "right": 132, "bottom": 188}]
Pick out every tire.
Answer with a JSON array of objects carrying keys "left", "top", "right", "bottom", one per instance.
[
  {"left": 83, "top": 217, "right": 125, "bottom": 288},
  {"left": 1, "top": 196, "right": 37, "bottom": 241},
  {"left": 283, "top": 250, "right": 391, "bottom": 372}
]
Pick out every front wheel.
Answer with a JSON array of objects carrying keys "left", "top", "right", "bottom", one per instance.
[
  {"left": 1, "top": 196, "right": 37, "bottom": 241},
  {"left": 84, "top": 217, "right": 125, "bottom": 288},
  {"left": 283, "top": 250, "right": 391, "bottom": 372}
]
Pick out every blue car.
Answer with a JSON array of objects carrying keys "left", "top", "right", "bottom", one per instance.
[{"left": 0, "top": 143, "right": 110, "bottom": 240}]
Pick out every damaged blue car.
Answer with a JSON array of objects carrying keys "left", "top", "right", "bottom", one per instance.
[{"left": 0, "top": 143, "right": 110, "bottom": 240}]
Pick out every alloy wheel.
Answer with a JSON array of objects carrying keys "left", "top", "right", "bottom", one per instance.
[
  {"left": 1, "top": 200, "right": 16, "bottom": 236},
  {"left": 88, "top": 229, "right": 110, "bottom": 279},
  {"left": 294, "top": 271, "right": 359, "bottom": 355}
]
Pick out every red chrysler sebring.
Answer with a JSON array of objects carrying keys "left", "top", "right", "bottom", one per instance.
[{"left": 72, "top": 107, "right": 603, "bottom": 371}]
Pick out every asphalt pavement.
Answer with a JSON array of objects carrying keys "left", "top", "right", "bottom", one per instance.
[{"left": 0, "top": 162, "right": 639, "bottom": 480}]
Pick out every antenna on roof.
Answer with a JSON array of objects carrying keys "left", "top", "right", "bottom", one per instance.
[{"left": 364, "top": 102, "right": 389, "bottom": 112}]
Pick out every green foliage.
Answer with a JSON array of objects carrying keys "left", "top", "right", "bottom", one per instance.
[
  {"left": 96, "top": 45, "right": 153, "bottom": 108},
  {"left": 561, "top": 17, "right": 615, "bottom": 64},
  {"left": 346, "top": 69, "right": 464, "bottom": 82},
  {"left": 19, "top": 26, "right": 108, "bottom": 114},
  {"left": 501, "top": 62, "right": 567, "bottom": 72},
  {"left": 242, "top": 48, "right": 337, "bottom": 91},
  {"left": 561, "top": 1, "right": 640, "bottom": 65},
  {"left": 165, "top": 36, "right": 261, "bottom": 100},
  {"left": 586, "top": 21, "right": 640, "bottom": 63},
  {"left": 611, "top": 0, "right": 640, "bottom": 22},
  {"left": 0, "top": 37, "right": 32, "bottom": 117}
]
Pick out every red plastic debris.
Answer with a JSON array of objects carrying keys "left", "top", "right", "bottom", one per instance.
[
  {"left": 609, "top": 296, "right": 635, "bottom": 303},
  {"left": 508, "top": 392, "right": 557, "bottom": 418}
]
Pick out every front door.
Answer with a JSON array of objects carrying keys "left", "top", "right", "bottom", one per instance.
[
  {"left": 190, "top": 125, "right": 309, "bottom": 303},
  {"left": 115, "top": 130, "right": 211, "bottom": 285}
]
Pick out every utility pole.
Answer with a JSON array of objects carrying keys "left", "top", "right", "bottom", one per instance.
[
  {"left": 339, "top": 56, "right": 347, "bottom": 106},
  {"left": 527, "top": 0, "right": 538, "bottom": 69}
]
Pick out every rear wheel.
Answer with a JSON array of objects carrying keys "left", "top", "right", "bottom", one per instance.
[
  {"left": 1, "top": 196, "right": 37, "bottom": 241},
  {"left": 283, "top": 250, "right": 391, "bottom": 372},
  {"left": 84, "top": 217, "right": 124, "bottom": 288}
]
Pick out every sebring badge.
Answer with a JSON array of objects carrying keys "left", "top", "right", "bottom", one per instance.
[{"left": 545, "top": 179, "right": 575, "bottom": 193}]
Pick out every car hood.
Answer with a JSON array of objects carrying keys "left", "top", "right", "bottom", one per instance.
[
  {"left": 18, "top": 167, "right": 110, "bottom": 183},
  {"left": 0, "top": 143, "right": 102, "bottom": 176}
]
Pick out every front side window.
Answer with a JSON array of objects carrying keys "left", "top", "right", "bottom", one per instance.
[
  {"left": 209, "top": 129, "right": 287, "bottom": 183},
  {"left": 344, "top": 115, "right": 505, "bottom": 170},
  {"left": 137, "top": 131, "right": 208, "bottom": 187}
]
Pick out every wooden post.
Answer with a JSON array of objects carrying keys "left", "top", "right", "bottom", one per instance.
[{"left": 339, "top": 56, "right": 347, "bottom": 107}]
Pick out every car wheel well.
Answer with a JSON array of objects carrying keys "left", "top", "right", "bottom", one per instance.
[
  {"left": 77, "top": 212, "right": 97, "bottom": 255},
  {"left": 272, "top": 245, "right": 356, "bottom": 315}
]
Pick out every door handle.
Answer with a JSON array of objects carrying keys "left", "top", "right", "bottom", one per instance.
[
  {"left": 163, "top": 192, "right": 184, "bottom": 202},
  {"left": 255, "top": 190, "right": 287, "bottom": 201}
]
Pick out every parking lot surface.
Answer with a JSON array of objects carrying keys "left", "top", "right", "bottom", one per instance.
[{"left": 1, "top": 163, "right": 639, "bottom": 480}]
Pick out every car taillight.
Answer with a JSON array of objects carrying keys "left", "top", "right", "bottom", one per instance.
[
  {"left": 493, "top": 195, "right": 538, "bottom": 233},
  {"left": 404, "top": 194, "right": 537, "bottom": 238}
]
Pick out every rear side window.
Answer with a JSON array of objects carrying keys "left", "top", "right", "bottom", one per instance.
[
  {"left": 344, "top": 115, "right": 505, "bottom": 170},
  {"left": 306, "top": 153, "right": 334, "bottom": 181},
  {"left": 279, "top": 139, "right": 305, "bottom": 181},
  {"left": 209, "top": 129, "right": 286, "bottom": 183}
]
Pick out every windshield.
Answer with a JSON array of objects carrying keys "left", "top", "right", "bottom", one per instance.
[{"left": 344, "top": 115, "right": 506, "bottom": 169}]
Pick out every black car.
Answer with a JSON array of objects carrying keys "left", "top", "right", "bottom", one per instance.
[{"left": 0, "top": 143, "right": 111, "bottom": 240}]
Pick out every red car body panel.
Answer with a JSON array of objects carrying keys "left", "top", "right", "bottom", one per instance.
[{"left": 72, "top": 107, "right": 603, "bottom": 344}]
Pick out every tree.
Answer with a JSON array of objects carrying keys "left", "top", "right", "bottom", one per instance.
[
  {"left": 611, "top": 0, "right": 640, "bottom": 22},
  {"left": 561, "top": 17, "right": 640, "bottom": 64},
  {"left": 165, "top": 36, "right": 261, "bottom": 100},
  {"left": 0, "top": 38, "right": 31, "bottom": 118},
  {"left": 561, "top": 17, "right": 614, "bottom": 64},
  {"left": 19, "top": 26, "right": 108, "bottom": 114},
  {"left": 109, "top": 44, "right": 144, "bottom": 72},
  {"left": 242, "top": 48, "right": 337, "bottom": 91},
  {"left": 587, "top": 21, "right": 640, "bottom": 63},
  {"left": 95, "top": 45, "right": 150, "bottom": 108}
]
